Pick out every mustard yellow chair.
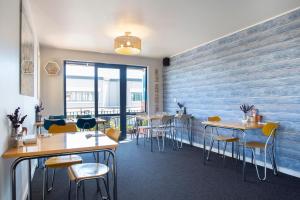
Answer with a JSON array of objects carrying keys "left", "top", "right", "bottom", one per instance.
[
  {"left": 43, "top": 124, "right": 82, "bottom": 200},
  {"left": 206, "top": 116, "right": 239, "bottom": 164},
  {"left": 243, "top": 122, "right": 279, "bottom": 181}
]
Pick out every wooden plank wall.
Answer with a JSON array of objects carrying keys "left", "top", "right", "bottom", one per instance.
[{"left": 163, "top": 9, "right": 300, "bottom": 175}]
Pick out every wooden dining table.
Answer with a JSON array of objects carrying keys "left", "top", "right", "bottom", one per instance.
[
  {"left": 2, "top": 131, "right": 118, "bottom": 200},
  {"left": 201, "top": 120, "right": 265, "bottom": 180}
]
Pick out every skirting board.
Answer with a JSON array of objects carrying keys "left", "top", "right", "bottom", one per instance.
[{"left": 177, "top": 137, "right": 300, "bottom": 178}]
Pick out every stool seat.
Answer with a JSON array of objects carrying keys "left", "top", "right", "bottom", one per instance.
[
  {"left": 45, "top": 155, "right": 82, "bottom": 168},
  {"left": 68, "top": 163, "right": 109, "bottom": 181},
  {"left": 245, "top": 141, "right": 265, "bottom": 149},
  {"left": 214, "top": 135, "right": 239, "bottom": 142}
]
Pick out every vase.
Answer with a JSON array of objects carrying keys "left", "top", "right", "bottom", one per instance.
[
  {"left": 36, "top": 112, "right": 42, "bottom": 122},
  {"left": 10, "top": 125, "right": 22, "bottom": 147}
]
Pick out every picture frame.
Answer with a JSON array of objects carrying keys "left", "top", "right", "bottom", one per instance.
[{"left": 20, "top": 0, "right": 35, "bottom": 96}]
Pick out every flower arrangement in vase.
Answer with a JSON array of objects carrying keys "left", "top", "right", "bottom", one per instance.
[
  {"left": 35, "top": 101, "right": 44, "bottom": 122},
  {"left": 240, "top": 104, "right": 254, "bottom": 123},
  {"left": 7, "top": 107, "right": 27, "bottom": 146}
]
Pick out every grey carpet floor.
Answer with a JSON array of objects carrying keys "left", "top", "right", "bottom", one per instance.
[{"left": 31, "top": 139, "right": 300, "bottom": 200}]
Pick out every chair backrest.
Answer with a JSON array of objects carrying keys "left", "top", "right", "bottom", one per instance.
[
  {"left": 49, "top": 115, "right": 65, "bottom": 120},
  {"left": 105, "top": 128, "right": 121, "bottom": 142},
  {"left": 262, "top": 122, "right": 279, "bottom": 137},
  {"left": 48, "top": 124, "right": 77, "bottom": 133},
  {"left": 208, "top": 116, "right": 221, "bottom": 122},
  {"left": 44, "top": 119, "right": 66, "bottom": 130},
  {"left": 76, "top": 118, "right": 96, "bottom": 129}
]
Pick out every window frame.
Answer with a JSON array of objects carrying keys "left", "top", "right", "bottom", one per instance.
[{"left": 63, "top": 60, "right": 147, "bottom": 117}]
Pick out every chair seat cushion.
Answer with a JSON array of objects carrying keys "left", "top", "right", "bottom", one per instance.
[
  {"left": 68, "top": 163, "right": 109, "bottom": 181},
  {"left": 45, "top": 155, "right": 82, "bottom": 168},
  {"left": 245, "top": 141, "right": 265, "bottom": 148},
  {"left": 214, "top": 135, "right": 239, "bottom": 142}
]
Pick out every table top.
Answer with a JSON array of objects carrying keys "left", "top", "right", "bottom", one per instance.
[
  {"left": 35, "top": 118, "right": 106, "bottom": 127},
  {"left": 2, "top": 131, "right": 118, "bottom": 159},
  {"left": 202, "top": 121, "right": 264, "bottom": 130}
]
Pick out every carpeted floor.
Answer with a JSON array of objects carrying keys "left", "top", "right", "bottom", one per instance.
[{"left": 31, "top": 139, "right": 300, "bottom": 200}]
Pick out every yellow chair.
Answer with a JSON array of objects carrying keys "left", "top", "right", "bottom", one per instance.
[
  {"left": 43, "top": 124, "right": 82, "bottom": 199},
  {"left": 105, "top": 128, "right": 121, "bottom": 144},
  {"left": 206, "top": 116, "right": 239, "bottom": 164},
  {"left": 243, "top": 122, "right": 279, "bottom": 181}
]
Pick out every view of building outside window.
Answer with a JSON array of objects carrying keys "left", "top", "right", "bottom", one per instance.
[
  {"left": 127, "top": 68, "right": 146, "bottom": 113},
  {"left": 98, "top": 68, "right": 120, "bottom": 115},
  {"left": 65, "top": 63, "right": 146, "bottom": 118},
  {"left": 66, "top": 63, "right": 95, "bottom": 118}
]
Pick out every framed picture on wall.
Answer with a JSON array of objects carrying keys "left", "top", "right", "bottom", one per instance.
[{"left": 20, "top": 0, "right": 35, "bottom": 96}]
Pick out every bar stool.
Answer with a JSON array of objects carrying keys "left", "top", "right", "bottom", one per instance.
[
  {"left": 68, "top": 163, "right": 110, "bottom": 200},
  {"left": 206, "top": 116, "right": 240, "bottom": 164}
]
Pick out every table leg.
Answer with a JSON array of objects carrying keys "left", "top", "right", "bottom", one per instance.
[
  {"left": 189, "top": 118, "right": 193, "bottom": 146},
  {"left": 150, "top": 129, "right": 153, "bottom": 152},
  {"left": 28, "top": 160, "right": 32, "bottom": 200},
  {"left": 203, "top": 126, "right": 207, "bottom": 165},
  {"left": 242, "top": 131, "right": 246, "bottom": 181}
]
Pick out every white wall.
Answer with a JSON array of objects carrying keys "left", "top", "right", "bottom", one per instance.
[
  {"left": 40, "top": 46, "right": 163, "bottom": 116},
  {"left": 0, "top": 0, "right": 39, "bottom": 199}
]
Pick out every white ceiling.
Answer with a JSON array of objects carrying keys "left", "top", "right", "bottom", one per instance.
[{"left": 29, "top": 0, "right": 300, "bottom": 58}]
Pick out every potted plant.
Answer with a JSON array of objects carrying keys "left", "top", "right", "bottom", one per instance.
[
  {"left": 35, "top": 101, "right": 44, "bottom": 122},
  {"left": 7, "top": 107, "right": 27, "bottom": 146},
  {"left": 240, "top": 104, "right": 254, "bottom": 123}
]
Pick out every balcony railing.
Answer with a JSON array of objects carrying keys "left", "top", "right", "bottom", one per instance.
[{"left": 66, "top": 106, "right": 143, "bottom": 118}]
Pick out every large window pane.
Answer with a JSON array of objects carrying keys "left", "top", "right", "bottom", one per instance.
[
  {"left": 98, "top": 68, "right": 120, "bottom": 115},
  {"left": 65, "top": 63, "right": 95, "bottom": 118},
  {"left": 126, "top": 68, "right": 146, "bottom": 113}
]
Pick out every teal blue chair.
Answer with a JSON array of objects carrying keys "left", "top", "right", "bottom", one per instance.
[
  {"left": 43, "top": 119, "right": 66, "bottom": 130},
  {"left": 76, "top": 118, "right": 96, "bottom": 130}
]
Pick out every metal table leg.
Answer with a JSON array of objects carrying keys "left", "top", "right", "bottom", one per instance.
[
  {"left": 203, "top": 125, "right": 207, "bottom": 165},
  {"left": 28, "top": 160, "right": 32, "bottom": 200}
]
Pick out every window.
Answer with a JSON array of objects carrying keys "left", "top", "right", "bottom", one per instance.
[
  {"left": 65, "top": 62, "right": 95, "bottom": 118},
  {"left": 64, "top": 61, "right": 147, "bottom": 118},
  {"left": 126, "top": 68, "right": 147, "bottom": 113}
]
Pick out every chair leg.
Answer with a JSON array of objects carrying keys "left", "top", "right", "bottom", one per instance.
[
  {"left": 162, "top": 132, "right": 165, "bottom": 151},
  {"left": 82, "top": 181, "right": 86, "bottom": 200},
  {"left": 156, "top": 132, "right": 161, "bottom": 151},
  {"left": 43, "top": 167, "right": 46, "bottom": 200},
  {"left": 271, "top": 145, "right": 278, "bottom": 175},
  {"left": 101, "top": 177, "right": 111, "bottom": 200},
  {"left": 206, "top": 139, "right": 214, "bottom": 161},
  {"left": 223, "top": 142, "right": 228, "bottom": 166},
  {"left": 251, "top": 148, "right": 268, "bottom": 181},
  {"left": 232, "top": 142, "right": 234, "bottom": 158},
  {"left": 136, "top": 131, "right": 139, "bottom": 145},
  {"left": 217, "top": 141, "right": 220, "bottom": 154},
  {"left": 68, "top": 180, "right": 72, "bottom": 200},
  {"left": 48, "top": 169, "right": 56, "bottom": 192},
  {"left": 75, "top": 182, "right": 80, "bottom": 200}
]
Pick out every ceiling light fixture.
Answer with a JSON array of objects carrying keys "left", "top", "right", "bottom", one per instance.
[{"left": 114, "top": 32, "right": 141, "bottom": 55}]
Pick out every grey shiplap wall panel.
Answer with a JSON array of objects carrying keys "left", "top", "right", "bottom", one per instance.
[{"left": 163, "top": 9, "right": 300, "bottom": 173}]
